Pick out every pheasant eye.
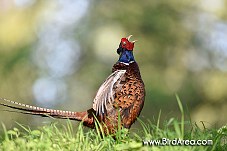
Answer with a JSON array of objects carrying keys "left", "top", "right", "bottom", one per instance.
[{"left": 123, "top": 41, "right": 126, "bottom": 45}]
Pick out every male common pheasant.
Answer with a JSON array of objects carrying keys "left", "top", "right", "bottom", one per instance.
[{"left": 0, "top": 35, "right": 145, "bottom": 135}]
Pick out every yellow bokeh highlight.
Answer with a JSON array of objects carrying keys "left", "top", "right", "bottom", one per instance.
[
  {"left": 201, "top": 72, "right": 227, "bottom": 102},
  {"left": 0, "top": 10, "right": 36, "bottom": 51}
]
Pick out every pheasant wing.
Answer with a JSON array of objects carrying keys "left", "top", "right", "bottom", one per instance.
[{"left": 93, "top": 70, "right": 126, "bottom": 115}]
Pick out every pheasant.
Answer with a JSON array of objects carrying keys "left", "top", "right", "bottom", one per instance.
[{"left": 0, "top": 35, "right": 145, "bottom": 135}]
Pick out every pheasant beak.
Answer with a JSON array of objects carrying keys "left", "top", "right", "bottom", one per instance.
[
  {"left": 131, "top": 40, "right": 137, "bottom": 43},
  {"left": 126, "top": 35, "right": 137, "bottom": 44},
  {"left": 126, "top": 35, "right": 133, "bottom": 41}
]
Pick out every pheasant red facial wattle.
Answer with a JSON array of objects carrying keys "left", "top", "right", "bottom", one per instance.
[
  {"left": 120, "top": 35, "right": 137, "bottom": 50},
  {"left": 0, "top": 35, "right": 145, "bottom": 136}
]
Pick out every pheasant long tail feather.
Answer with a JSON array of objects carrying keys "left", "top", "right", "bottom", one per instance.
[{"left": 0, "top": 98, "right": 88, "bottom": 121}]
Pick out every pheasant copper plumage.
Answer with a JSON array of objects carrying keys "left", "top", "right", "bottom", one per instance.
[{"left": 0, "top": 35, "right": 145, "bottom": 135}]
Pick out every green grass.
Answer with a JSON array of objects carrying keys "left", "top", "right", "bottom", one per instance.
[{"left": 0, "top": 97, "right": 227, "bottom": 151}]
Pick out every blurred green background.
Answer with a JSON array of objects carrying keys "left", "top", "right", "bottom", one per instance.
[{"left": 0, "top": 0, "right": 227, "bottom": 132}]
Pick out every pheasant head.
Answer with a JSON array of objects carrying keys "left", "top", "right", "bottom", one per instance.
[{"left": 117, "top": 35, "right": 137, "bottom": 64}]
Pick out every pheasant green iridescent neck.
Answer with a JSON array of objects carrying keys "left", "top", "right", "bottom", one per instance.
[{"left": 118, "top": 50, "right": 135, "bottom": 64}]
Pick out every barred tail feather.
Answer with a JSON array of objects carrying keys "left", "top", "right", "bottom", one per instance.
[{"left": 0, "top": 98, "right": 88, "bottom": 121}]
